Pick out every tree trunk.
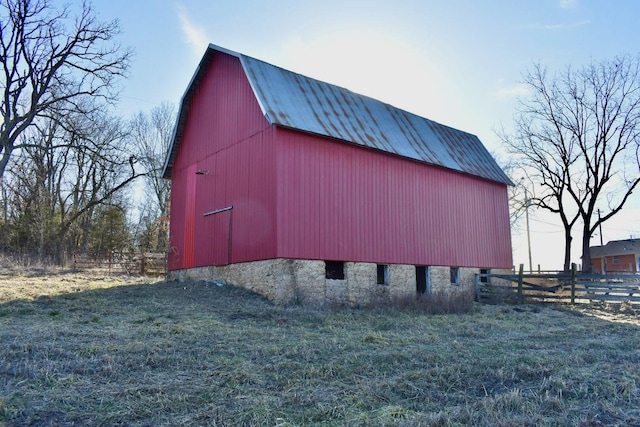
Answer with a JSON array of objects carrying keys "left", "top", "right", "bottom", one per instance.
[
  {"left": 563, "top": 230, "right": 573, "bottom": 273},
  {"left": 36, "top": 184, "right": 45, "bottom": 264},
  {"left": 0, "top": 146, "right": 12, "bottom": 179},
  {"left": 80, "top": 207, "right": 94, "bottom": 255},
  {"left": 55, "top": 237, "right": 65, "bottom": 267},
  {"left": 581, "top": 228, "right": 593, "bottom": 273}
]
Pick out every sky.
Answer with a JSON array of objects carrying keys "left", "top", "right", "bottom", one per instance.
[{"left": 94, "top": 0, "right": 640, "bottom": 270}]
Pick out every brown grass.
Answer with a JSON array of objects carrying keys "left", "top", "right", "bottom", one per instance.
[
  {"left": 1, "top": 268, "right": 639, "bottom": 426},
  {"left": 385, "top": 287, "right": 476, "bottom": 314}
]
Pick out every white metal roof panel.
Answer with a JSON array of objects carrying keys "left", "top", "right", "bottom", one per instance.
[{"left": 240, "top": 53, "right": 511, "bottom": 184}]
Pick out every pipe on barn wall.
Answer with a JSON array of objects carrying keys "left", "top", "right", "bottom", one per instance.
[{"left": 203, "top": 206, "right": 234, "bottom": 265}]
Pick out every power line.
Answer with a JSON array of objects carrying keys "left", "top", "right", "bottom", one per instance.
[{"left": 528, "top": 217, "right": 565, "bottom": 228}]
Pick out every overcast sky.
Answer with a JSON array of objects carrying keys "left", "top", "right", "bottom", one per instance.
[{"left": 95, "top": 0, "right": 640, "bottom": 270}]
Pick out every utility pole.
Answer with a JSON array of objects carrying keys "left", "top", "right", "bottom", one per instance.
[
  {"left": 523, "top": 185, "right": 533, "bottom": 273},
  {"left": 597, "top": 209, "right": 603, "bottom": 246}
]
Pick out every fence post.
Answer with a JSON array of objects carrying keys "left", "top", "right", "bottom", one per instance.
[
  {"left": 571, "top": 263, "right": 577, "bottom": 305},
  {"left": 517, "top": 264, "right": 524, "bottom": 304}
]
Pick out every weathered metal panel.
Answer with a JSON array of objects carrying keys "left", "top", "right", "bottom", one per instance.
[
  {"left": 167, "top": 53, "right": 277, "bottom": 270},
  {"left": 276, "top": 128, "right": 513, "bottom": 268},
  {"left": 240, "top": 52, "right": 511, "bottom": 185}
]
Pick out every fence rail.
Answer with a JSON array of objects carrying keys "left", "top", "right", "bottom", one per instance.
[
  {"left": 476, "top": 263, "right": 640, "bottom": 306},
  {"left": 72, "top": 252, "right": 166, "bottom": 276}
]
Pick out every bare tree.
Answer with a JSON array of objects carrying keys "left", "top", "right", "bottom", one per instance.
[
  {"left": 55, "top": 110, "right": 142, "bottom": 263},
  {"left": 130, "top": 102, "right": 175, "bottom": 253},
  {"left": 4, "top": 119, "right": 62, "bottom": 261},
  {"left": 501, "top": 56, "right": 640, "bottom": 272},
  {"left": 3, "top": 107, "right": 143, "bottom": 264},
  {"left": 0, "top": 0, "right": 132, "bottom": 177},
  {"left": 490, "top": 151, "right": 524, "bottom": 225}
]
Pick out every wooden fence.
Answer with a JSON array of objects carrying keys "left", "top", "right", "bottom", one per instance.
[
  {"left": 476, "top": 263, "right": 640, "bottom": 306},
  {"left": 72, "top": 252, "right": 167, "bottom": 276}
]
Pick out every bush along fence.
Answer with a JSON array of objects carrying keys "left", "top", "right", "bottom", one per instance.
[
  {"left": 476, "top": 263, "right": 640, "bottom": 306},
  {"left": 72, "top": 252, "right": 167, "bottom": 276}
]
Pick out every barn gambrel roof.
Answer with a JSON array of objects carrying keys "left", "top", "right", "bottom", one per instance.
[{"left": 163, "top": 44, "right": 512, "bottom": 185}]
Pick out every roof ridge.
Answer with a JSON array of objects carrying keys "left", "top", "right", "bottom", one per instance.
[
  {"left": 235, "top": 48, "right": 482, "bottom": 141},
  {"left": 164, "top": 44, "right": 511, "bottom": 185}
]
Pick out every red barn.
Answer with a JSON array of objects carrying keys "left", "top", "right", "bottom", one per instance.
[{"left": 163, "top": 44, "right": 513, "bottom": 305}]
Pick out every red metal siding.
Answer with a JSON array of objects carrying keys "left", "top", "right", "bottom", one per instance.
[
  {"left": 184, "top": 164, "right": 197, "bottom": 268},
  {"left": 175, "top": 53, "right": 269, "bottom": 167},
  {"left": 191, "top": 132, "right": 277, "bottom": 266},
  {"left": 168, "top": 168, "right": 186, "bottom": 271},
  {"left": 169, "top": 50, "right": 513, "bottom": 271},
  {"left": 276, "top": 128, "right": 513, "bottom": 268},
  {"left": 168, "top": 53, "right": 277, "bottom": 270}
]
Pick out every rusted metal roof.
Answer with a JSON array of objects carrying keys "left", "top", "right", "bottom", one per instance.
[{"left": 164, "top": 44, "right": 511, "bottom": 185}]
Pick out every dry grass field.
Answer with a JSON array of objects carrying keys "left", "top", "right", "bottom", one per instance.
[{"left": 1, "top": 267, "right": 639, "bottom": 426}]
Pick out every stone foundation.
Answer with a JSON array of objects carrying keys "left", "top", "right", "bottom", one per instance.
[{"left": 169, "top": 259, "right": 509, "bottom": 306}]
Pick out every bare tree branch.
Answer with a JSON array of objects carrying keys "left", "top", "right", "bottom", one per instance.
[
  {"left": 130, "top": 102, "right": 175, "bottom": 252},
  {"left": 0, "top": 0, "right": 132, "bottom": 177},
  {"left": 501, "top": 56, "right": 640, "bottom": 272},
  {"left": 2, "top": 107, "right": 144, "bottom": 263}
]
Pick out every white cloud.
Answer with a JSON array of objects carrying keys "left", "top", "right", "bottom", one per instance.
[
  {"left": 559, "top": 0, "right": 578, "bottom": 9},
  {"left": 176, "top": 4, "right": 209, "bottom": 57},
  {"left": 494, "top": 83, "right": 530, "bottom": 99}
]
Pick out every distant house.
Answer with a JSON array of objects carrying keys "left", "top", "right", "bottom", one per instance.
[
  {"left": 162, "top": 44, "right": 513, "bottom": 305},
  {"left": 591, "top": 239, "right": 640, "bottom": 274}
]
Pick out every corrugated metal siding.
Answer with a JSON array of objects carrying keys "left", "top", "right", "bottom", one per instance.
[
  {"left": 167, "top": 47, "right": 513, "bottom": 271},
  {"left": 184, "top": 164, "right": 197, "bottom": 268},
  {"left": 168, "top": 53, "right": 277, "bottom": 270},
  {"left": 173, "top": 53, "right": 271, "bottom": 169},
  {"left": 191, "top": 132, "right": 277, "bottom": 266},
  {"left": 241, "top": 53, "right": 511, "bottom": 185},
  {"left": 167, "top": 169, "right": 186, "bottom": 270},
  {"left": 276, "top": 128, "right": 513, "bottom": 268}
]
